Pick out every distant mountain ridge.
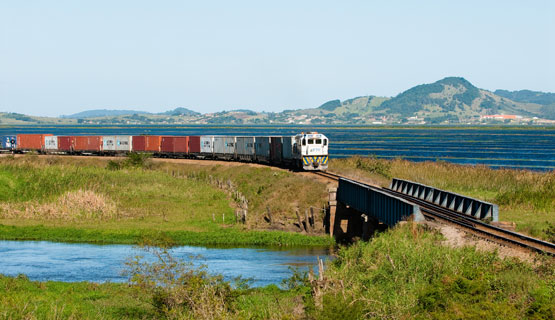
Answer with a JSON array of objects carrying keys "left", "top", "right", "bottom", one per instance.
[
  {"left": 64, "top": 107, "right": 199, "bottom": 119},
  {"left": 3, "top": 77, "right": 554, "bottom": 125}
]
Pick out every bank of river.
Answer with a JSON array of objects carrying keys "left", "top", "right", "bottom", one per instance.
[{"left": 0, "top": 240, "right": 331, "bottom": 287}]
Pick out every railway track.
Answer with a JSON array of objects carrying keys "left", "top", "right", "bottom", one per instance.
[
  {"left": 312, "top": 170, "right": 340, "bottom": 181},
  {"left": 312, "top": 171, "right": 555, "bottom": 256},
  {"left": 384, "top": 187, "right": 555, "bottom": 256}
]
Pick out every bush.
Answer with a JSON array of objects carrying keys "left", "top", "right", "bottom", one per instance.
[
  {"left": 124, "top": 244, "right": 235, "bottom": 319},
  {"left": 106, "top": 152, "right": 153, "bottom": 170},
  {"left": 348, "top": 156, "right": 392, "bottom": 179}
]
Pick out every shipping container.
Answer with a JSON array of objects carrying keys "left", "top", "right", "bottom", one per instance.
[
  {"left": 213, "top": 136, "right": 235, "bottom": 158},
  {"left": 235, "top": 136, "right": 255, "bottom": 161},
  {"left": 57, "top": 136, "right": 75, "bottom": 152},
  {"left": 1, "top": 136, "right": 16, "bottom": 149},
  {"left": 102, "top": 135, "right": 133, "bottom": 152},
  {"left": 16, "top": 134, "right": 52, "bottom": 150},
  {"left": 132, "top": 135, "right": 162, "bottom": 152},
  {"left": 74, "top": 136, "right": 102, "bottom": 152},
  {"left": 200, "top": 136, "right": 213, "bottom": 155},
  {"left": 270, "top": 137, "right": 283, "bottom": 164},
  {"left": 282, "top": 136, "right": 293, "bottom": 160},
  {"left": 255, "top": 136, "right": 270, "bottom": 162},
  {"left": 44, "top": 136, "right": 58, "bottom": 150},
  {"left": 188, "top": 136, "right": 201, "bottom": 154},
  {"left": 160, "top": 136, "right": 188, "bottom": 154}
]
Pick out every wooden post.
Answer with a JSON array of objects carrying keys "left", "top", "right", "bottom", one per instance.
[
  {"left": 295, "top": 208, "right": 304, "bottom": 231},
  {"left": 310, "top": 207, "right": 315, "bottom": 228},
  {"left": 266, "top": 206, "right": 273, "bottom": 225},
  {"left": 304, "top": 209, "right": 311, "bottom": 232}
]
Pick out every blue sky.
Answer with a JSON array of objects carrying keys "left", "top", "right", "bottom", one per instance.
[{"left": 1, "top": 0, "right": 553, "bottom": 116}]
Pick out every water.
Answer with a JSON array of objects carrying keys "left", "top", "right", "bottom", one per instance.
[
  {"left": 0, "top": 240, "right": 330, "bottom": 287},
  {"left": 1, "top": 125, "right": 553, "bottom": 170}
]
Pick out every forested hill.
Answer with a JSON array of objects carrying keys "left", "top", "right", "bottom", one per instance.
[
  {"left": 494, "top": 89, "right": 555, "bottom": 105},
  {"left": 366, "top": 77, "right": 553, "bottom": 123}
]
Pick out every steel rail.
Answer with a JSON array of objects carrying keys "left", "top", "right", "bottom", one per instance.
[
  {"left": 384, "top": 187, "right": 555, "bottom": 255},
  {"left": 312, "top": 171, "right": 340, "bottom": 181}
]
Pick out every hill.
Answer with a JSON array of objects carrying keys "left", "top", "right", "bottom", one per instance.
[
  {"left": 494, "top": 89, "right": 555, "bottom": 105},
  {"left": 2, "top": 78, "right": 554, "bottom": 125},
  {"left": 372, "top": 77, "right": 551, "bottom": 123},
  {"left": 64, "top": 109, "right": 150, "bottom": 118},
  {"left": 158, "top": 107, "right": 200, "bottom": 116}
]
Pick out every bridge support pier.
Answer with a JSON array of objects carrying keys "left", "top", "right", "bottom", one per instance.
[
  {"left": 328, "top": 188, "right": 337, "bottom": 237},
  {"left": 328, "top": 187, "right": 380, "bottom": 241}
]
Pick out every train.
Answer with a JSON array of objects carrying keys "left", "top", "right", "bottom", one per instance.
[{"left": 0, "top": 132, "right": 329, "bottom": 171}]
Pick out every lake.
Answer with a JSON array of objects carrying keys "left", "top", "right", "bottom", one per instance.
[
  {"left": 0, "top": 240, "right": 330, "bottom": 287},
  {"left": 1, "top": 125, "right": 553, "bottom": 170}
]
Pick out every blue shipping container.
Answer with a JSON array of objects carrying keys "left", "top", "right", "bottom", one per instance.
[{"left": 1, "top": 136, "right": 17, "bottom": 149}]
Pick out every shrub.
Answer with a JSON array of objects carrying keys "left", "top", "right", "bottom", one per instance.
[{"left": 124, "top": 245, "right": 235, "bottom": 319}]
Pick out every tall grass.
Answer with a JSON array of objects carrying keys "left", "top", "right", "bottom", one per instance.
[{"left": 312, "top": 223, "right": 555, "bottom": 319}]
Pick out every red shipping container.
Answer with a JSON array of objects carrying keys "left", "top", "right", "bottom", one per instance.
[
  {"left": 74, "top": 136, "right": 102, "bottom": 152},
  {"left": 57, "top": 136, "right": 75, "bottom": 151},
  {"left": 132, "top": 135, "right": 162, "bottom": 152},
  {"left": 161, "top": 136, "right": 189, "bottom": 153},
  {"left": 16, "top": 134, "right": 53, "bottom": 150},
  {"left": 188, "top": 136, "right": 201, "bottom": 153}
]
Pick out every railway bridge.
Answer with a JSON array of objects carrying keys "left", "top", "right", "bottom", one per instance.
[{"left": 319, "top": 172, "right": 554, "bottom": 255}]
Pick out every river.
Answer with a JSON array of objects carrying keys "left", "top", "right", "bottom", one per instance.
[{"left": 0, "top": 240, "right": 330, "bottom": 287}]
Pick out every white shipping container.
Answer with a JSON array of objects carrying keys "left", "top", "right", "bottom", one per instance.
[
  {"left": 200, "top": 136, "right": 213, "bottom": 154},
  {"left": 213, "top": 136, "right": 235, "bottom": 155},
  {"left": 236, "top": 136, "right": 255, "bottom": 158},
  {"left": 103, "top": 136, "right": 133, "bottom": 151},
  {"left": 44, "top": 136, "right": 58, "bottom": 150}
]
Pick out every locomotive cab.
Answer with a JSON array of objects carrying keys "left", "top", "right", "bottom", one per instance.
[{"left": 293, "top": 132, "right": 328, "bottom": 170}]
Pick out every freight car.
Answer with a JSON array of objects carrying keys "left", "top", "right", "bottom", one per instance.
[{"left": 3, "top": 132, "right": 329, "bottom": 171}]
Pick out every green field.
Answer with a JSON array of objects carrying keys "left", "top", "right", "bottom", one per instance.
[{"left": 0, "top": 155, "right": 332, "bottom": 247}]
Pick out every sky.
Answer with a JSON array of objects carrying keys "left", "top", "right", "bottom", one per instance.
[{"left": 1, "top": 0, "right": 554, "bottom": 117}]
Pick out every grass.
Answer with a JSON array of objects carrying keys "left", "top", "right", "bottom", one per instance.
[
  {"left": 330, "top": 156, "right": 555, "bottom": 241},
  {"left": 313, "top": 223, "right": 555, "bottom": 319},
  {"left": 149, "top": 160, "right": 329, "bottom": 229},
  {"left": 0, "top": 275, "right": 304, "bottom": 319},
  {"left": 0, "top": 155, "right": 333, "bottom": 247},
  {"left": 2, "top": 224, "right": 553, "bottom": 319},
  {"left": 0, "top": 275, "right": 154, "bottom": 319}
]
